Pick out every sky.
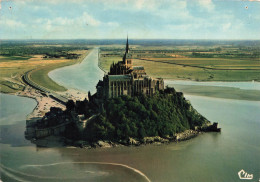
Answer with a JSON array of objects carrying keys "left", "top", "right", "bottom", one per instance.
[{"left": 0, "top": 0, "right": 259, "bottom": 39}]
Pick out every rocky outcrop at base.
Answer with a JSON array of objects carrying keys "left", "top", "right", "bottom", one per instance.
[
  {"left": 62, "top": 129, "right": 205, "bottom": 149},
  {"left": 28, "top": 125, "right": 220, "bottom": 148},
  {"left": 175, "top": 130, "right": 200, "bottom": 142},
  {"left": 202, "top": 122, "right": 221, "bottom": 132}
]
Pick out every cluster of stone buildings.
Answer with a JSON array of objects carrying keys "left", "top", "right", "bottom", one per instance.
[{"left": 96, "top": 37, "right": 164, "bottom": 100}]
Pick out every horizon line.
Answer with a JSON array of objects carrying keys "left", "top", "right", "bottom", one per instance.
[{"left": 1, "top": 38, "right": 260, "bottom": 41}]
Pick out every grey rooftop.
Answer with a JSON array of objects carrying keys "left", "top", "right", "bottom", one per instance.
[
  {"left": 108, "top": 75, "right": 132, "bottom": 81},
  {"left": 133, "top": 66, "right": 144, "bottom": 70}
]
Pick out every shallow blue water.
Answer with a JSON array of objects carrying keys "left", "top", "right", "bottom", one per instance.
[
  {"left": 165, "top": 80, "right": 260, "bottom": 91},
  {"left": 48, "top": 48, "right": 104, "bottom": 94},
  {"left": 1, "top": 49, "right": 259, "bottom": 182},
  {"left": 0, "top": 93, "right": 36, "bottom": 125}
]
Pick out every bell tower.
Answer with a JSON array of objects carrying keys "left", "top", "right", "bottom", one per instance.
[
  {"left": 126, "top": 35, "right": 129, "bottom": 53},
  {"left": 123, "top": 36, "right": 132, "bottom": 68}
]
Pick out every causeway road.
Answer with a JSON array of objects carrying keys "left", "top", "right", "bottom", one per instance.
[{"left": 22, "top": 69, "right": 68, "bottom": 105}]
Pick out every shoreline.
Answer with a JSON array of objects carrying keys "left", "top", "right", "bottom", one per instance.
[
  {"left": 29, "top": 50, "right": 91, "bottom": 92},
  {"left": 170, "top": 84, "right": 260, "bottom": 101},
  {"left": 1, "top": 51, "right": 92, "bottom": 120},
  {"left": 47, "top": 49, "right": 92, "bottom": 80},
  {"left": 13, "top": 86, "right": 87, "bottom": 120},
  {"left": 165, "top": 79, "right": 260, "bottom": 101},
  {"left": 165, "top": 78, "right": 260, "bottom": 83},
  {"left": 15, "top": 86, "right": 66, "bottom": 120},
  {"left": 31, "top": 130, "right": 203, "bottom": 149}
]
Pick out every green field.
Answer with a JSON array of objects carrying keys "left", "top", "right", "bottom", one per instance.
[
  {"left": 0, "top": 48, "right": 89, "bottom": 93},
  {"left": 99, "top": 44, "right": 260, "bottom": 82},
  {"left": 0, "top": 55, "right": 33, "bottom": 61},
  {"left": 29, "top": 51, "right": 89, "bottom": 92}
]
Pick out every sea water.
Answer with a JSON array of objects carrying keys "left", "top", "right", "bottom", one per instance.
[{"left": 1, "top": 49, "right": 259, "bottom": 182}]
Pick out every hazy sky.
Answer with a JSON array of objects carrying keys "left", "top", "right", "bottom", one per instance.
[{"left": 0, "top": 0, "right": 259, "bottom": 39}]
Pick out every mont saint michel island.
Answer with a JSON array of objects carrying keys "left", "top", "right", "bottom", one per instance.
[
  {"left": 1, "top": 1, "right": 260, "bottom": 182},
  {"left": 25, "top": 38, "right": 220, "bottom": 148}
]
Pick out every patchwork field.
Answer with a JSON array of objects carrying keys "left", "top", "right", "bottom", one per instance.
[{"left": 99, "top": 44, "right": 260, "bottom": 81}]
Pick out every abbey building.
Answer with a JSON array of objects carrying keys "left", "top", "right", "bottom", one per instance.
[{"left": 95, "top": 37, "right": 164, "bottom": 100}]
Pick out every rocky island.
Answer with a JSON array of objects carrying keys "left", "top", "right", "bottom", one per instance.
[{"left": 25, "top": 38, "right": 220, "bottom": 148}]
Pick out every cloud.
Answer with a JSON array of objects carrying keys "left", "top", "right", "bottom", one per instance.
[
  {"left": 31, "top": 11, "right": 120, "bottom": 39},
  {"left": 155, "top": 0, "right": 191, "bottom": 20},
  {"left": 35, "top": 11, "right": 101, "bottom": 31},
  {"left": 81, "top": 12, "right": 101, "bottom": 26},
  {"left": 106, "top": 22, "right": 119, "bottom": 27},
  {"left": 0, "top": 19, "right": 25, "bottom": 28},
  {"left": 222, "top": 22, "right": 231, "bottom": 31},
  {"left": 165, "top": 18, "right": 212, "bottom": 32},
  {"left": 134, "top": 0, "right": 158, "bottom": 10},
  {"left": 135, "top": 0, "right": 145, "bottom": 9},
  {"left": 1, "top": 0, "right": 259, "bottom": 39},
  {"left": 0, "top": 18, "right": 26, "bottom": 39},
  {"left": 198, "top": 0, "right": 215, "bottom": 11}
]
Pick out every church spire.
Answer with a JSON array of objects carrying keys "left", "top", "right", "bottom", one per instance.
[{"left": 126, "top": 35, "right": 129, "bottom": 53}]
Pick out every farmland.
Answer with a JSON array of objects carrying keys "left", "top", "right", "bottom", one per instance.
[
  {"left": 99, "top": 42, "right": 260, "bottom": 81},
  {"left": 0, "top": 42, "right": 90, "bottom": 93}
]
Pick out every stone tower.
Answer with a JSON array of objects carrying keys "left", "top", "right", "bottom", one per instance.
[{"left": 123, "top": 36, "right": 132, "bottom": 69}]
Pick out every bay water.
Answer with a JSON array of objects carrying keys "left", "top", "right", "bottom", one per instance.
[{"left": 0, "top": 49, "right": 259, "bottom": 182}]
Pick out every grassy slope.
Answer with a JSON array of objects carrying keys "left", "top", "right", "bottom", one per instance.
[
  {"left": 0, "top": 50, "right": 89, "bottom": 93},
  {"left": 30, "top": 51, "right": 89, "bottom": 92},
  {"left": 0, "top": 62, "right": 37, "bottom": 93}
]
